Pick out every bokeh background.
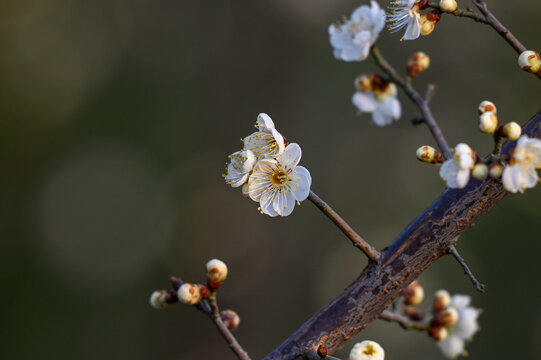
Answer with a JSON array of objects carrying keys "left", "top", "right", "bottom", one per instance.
[{"left": 1, "top": 0, "right": 541, "bottom": 359}]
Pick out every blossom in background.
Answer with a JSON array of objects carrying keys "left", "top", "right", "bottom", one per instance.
[
  {"left": 352, "top": 74, "right": 401, "bottom": 126},
  {"left": 437, "top": 294, "right": 480, "bottom": 358},
  {"left": 224, "top": 150, "right": 256, "bottom": 188},
  {"left": 243, "top": 113, "right": 285, "bottom": 159},
  {"left": 502, "top": 135, "right": 541, "bottom": 193},
  {"left": 349, "top": 340, "right": 385, "bottom": 360},
  {"left": 387, "top": 0, "right": 422, "bottom": 41},
  {"left": 439, "top": 143, "right": 476, "bottom": 189},
  {"left": 329, "top": 1, "right": 386, "bottom": 62},
  {"left": 247, "top": 143, "right": 311, "bottom": 217}
]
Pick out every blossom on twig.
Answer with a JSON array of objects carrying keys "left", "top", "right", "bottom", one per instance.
[
  {"left": 329, "top": 1, "right": 386, "bottom": 62},
  {"left": 387, "top": 0, "right": 422, "bottom": 41},
  {"left": 502, "top": 135, "right": 541, "bottom": 193},
  {"left": 439, "top": 144, "right": 476, "bottom": 189},
  {"left": 352, "top": 74, "right": 401, "bottom": 126}
]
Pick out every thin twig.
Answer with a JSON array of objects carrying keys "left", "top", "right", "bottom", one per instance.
[
  {"left": 448, "top": 245, "right": 486, "bottom": 292},
  {"left": 370, "top": 46, "right": 452, "bottom": 159},
  {"left": 308, "top": 190, "right": 380, "bottom": 263},
  {"left": 379, "top": 310, "right": 427, "bottom": 331},
  {"left": 208, "top": 296, "right": 251, "bottom": 360},
  {"left": 428, "top": 2, "right": 488, "bottom": 23}
]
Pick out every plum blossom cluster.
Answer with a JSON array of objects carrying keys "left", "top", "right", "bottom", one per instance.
[
  {"left": 224, "top": 113, "right": 312, "bottom": 217},
  {"left": 416, "top": 100, "right": 541, "bottom": 193},
  {"left": 328, "top": 1, "right": 385, "bottom": 62},
  {"left": 388, "top": 281, "right": 480, "bottom": 359},
  {"left": 149, "top": 259, "right": 240, "bottom": 330},
  {"left": 387, "top": 0, "right": 448, "bottom": 41}
]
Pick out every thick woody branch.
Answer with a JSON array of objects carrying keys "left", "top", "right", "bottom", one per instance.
[
  {"left": 263, "top": 110, "right": 541, "bottom": 360},
  {"left": 371, "top": 46, "right": 452, "bottom": 159},
  {"left": 308, "top": 191, "right": 380, "bottom": 263}
]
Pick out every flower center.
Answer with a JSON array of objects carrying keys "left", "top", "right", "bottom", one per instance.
[
  {"left": 270, "top": 169, "right": 289, "bottom": 186},
  {"left": 363, "top": 344, "right": 376, "bottom": 356}
]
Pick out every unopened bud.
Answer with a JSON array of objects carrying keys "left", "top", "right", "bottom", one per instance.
[
  {"left": 349, "top": 341, "right": 385, "bottom": 360},
  {"left": 472, "top": 163, "right": 488, "bottom": 180},
  {"left": 150, "top": 290, "right": 168, "bottom": 309},
  {"left": 501, "top": 122, "right": 522, "bottom": 141},
  {"left": 419, "top": 11, "right": 441, "bottom": 36},
  {"left": 177, "top": 283, "right": 202, "bottom": 305},
  {"left": 433, "top": 307, "right": 459, "bottom": 327},
  {"left": 518, "top": 50, "right": 541, "bottom": 74},
  {"left": 428, "top": 326, "right": 448, "bottom": 342},
  {"left": 407, "top": 52, "right": 430, "bottom": 77},
  {"left": 403, "top": 280, "right": 424, "bottom": 306},
  {"left": 206, "top": 259, "right": 228, "bottom": 291},
  {"left": 416, "top": 145, "right": 443, "bottom": 164},
  {"left": 488, "top": 163, "right": 503, "bottom": 179},
  {"left": 220, "top": 309, "right": 240, "bottom": 330},
  {"left": 439, "top": 0, "right": 457, "bottom": 13},
  {"left": 478, "top": 112, "right": 499, "bottom": 134},
  {"left": 433, "top": 290, "right": 451, "bottom": 311},
  {"left": 478, "top": 100, "right": 497, "bottom": 115},
  {"left": 355, "top": 75, "right": 372, "bottom": 92}
]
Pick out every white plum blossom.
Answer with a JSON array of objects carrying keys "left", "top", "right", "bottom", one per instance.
[
  {"left": 387, "top": 0, "right": 422, "bottom": 41},
  {"left": 352, "top": 74, "right": 401, "bottom": 126},
  {"left": 502, "top": 135, "right": 541, "bottom": 193},
  {"left": 439, "top": 143, "right": 476, "bottom": 189},
  {"left": 243, "top": 113, "right": 285, "bottom": 159},
  {"left": 247, "top": 143, "right": 311, "bottom": 217},
  {"left": 329, "top": 1, "right": 386, "bottom": 62},
  {"left": 349, "top": 340, "right": 385, "bottom": 360},
  {"left": 224, "top": 150, "right": 256, "bottom": 187},
  {"left": 437, "top": 294, "right": 480, "bottom": 359}
]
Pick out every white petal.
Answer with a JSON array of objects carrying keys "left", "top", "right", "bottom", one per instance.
[
  {"left": 455, "top": 307, "right": 480, "bottom": 340},
  {"left": 291, "top": 166, "right": 311, "bottom": 201},
  {"left": 502, "top": 165, "right": 519, "bottom": 193},
  {"left": 450, "top": 294, "right": 471, "bottom": 310},
  {"left": 272, "top": 128, "right": 285, "bottom": 155},
  {"left": 372, "top": 109, "right": 393, "bottom": 127},
  {"left": 517, "top": 165, "right": 538, "bottom": 190},
  {"left": 402, "top": 18, "right": 421, "bottom": 41},
  {"left": 456, "top": 169, "right": 471, "bottom": 188},
  {"left": 379, "top": 96, "right": 401, "bottom": 120},
  {"left": 273, "top": 191, "right": 295, "bottom": 217},
  {"left": 256, "top": 113, "right": 275, "bottom": 131},
  {"left": 278, "top": 143, "right": 302, "bottom": 168},
  {"left": 352, "top": 92, "right": 377, "bottom": 113},
  {"left": 440, "top": 160, "right": 460, "bottom": 188},
  {"left": 437, "top": 336, "right": 465, "bottom": 359},
  {"left": 260, "top": 191, "right": 278, "bottom": 217}
]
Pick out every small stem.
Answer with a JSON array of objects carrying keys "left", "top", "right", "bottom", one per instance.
[
  {"left": 308, "top": 190, "right": 380, "bottom": 263},
  {"left": 371, "top": 46, "right": 452, "bottom": 159},
  {"left": 448, "top": 245, "right": 486, "bottom": 292},
  {"left": 428, "top": 2, "right": 488, "bottom": 23},
  {"left": 379, "top": 310, "right": 427, "bottom": 331},
  {"left": 208, "top": 297, "right": 251, "bottom": 360}
]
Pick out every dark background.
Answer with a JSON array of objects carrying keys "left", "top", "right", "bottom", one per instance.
[{"left": 1, "top": 0, "right": 540, "bottom": 359}]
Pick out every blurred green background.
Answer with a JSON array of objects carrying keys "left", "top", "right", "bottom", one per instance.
[{"left": 1, "top": 0, "right": 540, "bottom": 359}]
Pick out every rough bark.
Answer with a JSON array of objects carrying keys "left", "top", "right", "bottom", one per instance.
[{"left": 263, "top": 110, "right": 541, "bottom": 360}]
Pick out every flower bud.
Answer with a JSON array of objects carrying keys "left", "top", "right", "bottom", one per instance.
[
  {"left": 428, "top": 326, "right": 448, "bottom": 342},
  {"left": 149, "top": 290, "right": 168, "bottom": 309},
  {"left": 416, "top": 145, "right": 443, "bottom": 164},
  {"left": 355, "top": 75, "right": 372, "bottom": 92},
  {"left": 433, "top": 290, "right": 451, "bottom": 311},
  {"left": 518, "top": 50, "right": 541, "bottom": 74},
  {"left": 433, "top": 307, "right": 459, "bottom": 327},
  {"left": 488, "top": 163, "right": 503, "bottom": 179},
  {"left": 501, "top": 122, "right": 522, "bottom": 141},
  {"left": 177, "top": 283, "right": 202, "bottom": 305},
  {"left": 419, "top": 11, "right": 441, "bottom": 36},
  {"left": 349, "top": 341, "right": 385, "bottom": 360},
  {"left": 403, "top": 281, "right": 424, "bottom": 306},
  {"left": 478, "top": 100, "right": 497, "bottom": 115},
  {"left": 407, "top": 52, "right": 430, "bottom": 78},
  {"left": 471, "top": 163, "right": 488, "bottom": 181},
  {"left": 206, "top": 259, "right": 228, "bottom": 291},
  {"left": 220, "top": 309, "right": 240, "bottom": 330},
  {"left": 478, "top": 112, "right": 499, "bottom": 134},
  {"left": 439, "top": 0, "right": 457, "bottom": 13}
]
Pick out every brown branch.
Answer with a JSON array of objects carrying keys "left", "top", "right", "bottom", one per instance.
[
  {"left": 308, "top": 190, "right": 380, "bottom": 263},
  {"left": 371, "top": 46, "right": 452, "bottom": 159},
  {"left": 208, "top": 296, "right": 251, "bottom": 360},
  {"left": 262, "top": 110, "right": 541, "bottom": 360},
  {"left": 379, "top": 310, "right": 426, "bottom": 331},
  {"left": 448, "top": 245, "right": 486, "bottom": 292}
]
